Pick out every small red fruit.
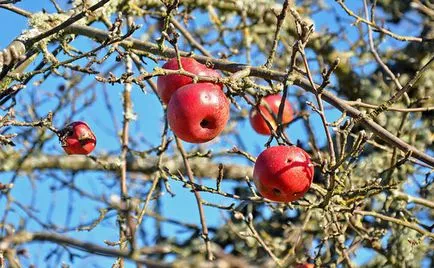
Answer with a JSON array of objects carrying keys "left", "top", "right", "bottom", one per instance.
[
  {"left": 59, "top": 121, "right": 96, "bottom": 155},
  {"left": 296, "top": 264, "right": 314, "bottom": 268},
  {"left": 253, "top": 146, "right": 313, "bottom": 202},
  {"left": 249, "top": 94, "right": 294, "bottom": 135},
  {"left": 167, "top": 83, "right": 230, "bottom": 143},
  {"left": 157, "top": 57, "right": 222, "bottom": 104}
]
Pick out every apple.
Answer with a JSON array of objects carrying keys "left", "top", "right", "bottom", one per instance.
[
  {"left": 296, "top": 264, "right": 314, "bottom": 268},
  {"left": 253, "top": 145, "right": 313, "bottom": 202},
  {"left": 249, "top": 94, "right": 293, "bottom": 135},
  {"left": 167, "top": 83, "right": 230, "bottom": 143},
  {"left": 157, "top": 57, "right": 222, "bottom": 104},
  {"left": 59, "top": 121, "right": 96, "bottom": 155}
]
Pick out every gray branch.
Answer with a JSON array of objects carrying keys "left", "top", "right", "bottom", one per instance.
[{"left": 0, "top": 153, "right": 252, "bottom": 180}]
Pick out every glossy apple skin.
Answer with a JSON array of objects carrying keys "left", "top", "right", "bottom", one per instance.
[
  {"left": 253, "top": 146, "right": 313, "bottom": 202},
  {"left": 157, "top": 57, "right": 222, "bottom": 104},
  {"left": 59, "top": 121, "right": 96, "bottom": 155},
  {"left": 249, "top": 94, "right": 293, "bottom": 135},
  {"left": 167, "top": 83, "right": 230, "bottom": 143}
]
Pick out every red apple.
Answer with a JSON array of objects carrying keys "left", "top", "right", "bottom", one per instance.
[
  {"left": 157, "top": 57, "right": 222, "bottom": 104},
  {"left": 253, "top": 145, "right": 313, "bottom": 202},
  {"left": 249, "top": 94, "right": 294, "bottom": 135},
  {"left": 59, "top": 121, "right": 96, "bottom": 155},
  {"left": 296, "top": 264, "right": 314, "bottom": 268},
  {"left": 167, "top": 83, "right": 230, "bottom": 143}
]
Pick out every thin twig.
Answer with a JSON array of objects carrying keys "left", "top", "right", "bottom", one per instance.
[
  {"left": 175, "top": 137, "right": 214, "bottom": 261},
  {"left": 336, "top": 0, "right": 431, "bottom": 42}
]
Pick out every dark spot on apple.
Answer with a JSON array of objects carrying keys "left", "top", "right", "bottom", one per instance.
[
  {"left": 200, "top": 119, "right": 209, "bottom": 128},
  {"left": 200, "top": 118, "right": 216, "bottom": 129},
  {"left": 272, "top": 188, "right": 281, "bottom": 196}
]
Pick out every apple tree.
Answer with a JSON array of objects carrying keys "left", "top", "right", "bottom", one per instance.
[{"left": 0, "top": 0, "right": 433, "bottom": 267}]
